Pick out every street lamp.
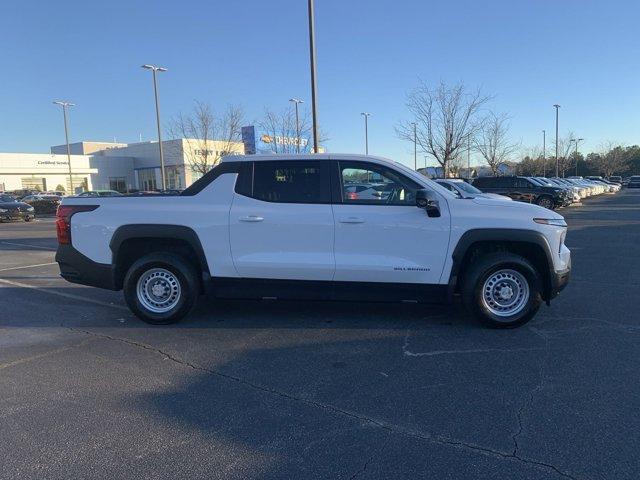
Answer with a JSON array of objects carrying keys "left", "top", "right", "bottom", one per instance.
[
  {"left": 53, "top": 101, "right": 75, "bottom": 193},
  {"left": 289, "top": 98, "right": 304, "bottom": 153},
  {"left": 542, "top": 129, "right": 546, "bottom": 177},
  {"left": 142, "top": 64, "right": 168, "bottom": 190},
  {"left": 553, "top": 104, "right": 561, "bottom": 177},
  {"left": 572, "top": 138, "right": 584, "bottom": 176},
  {"left": 410, "top": 122, "right": 417, "bottom": 170},
  {"left": 307, "top": 0, "right": 319, "bottom": 153},
  {"left": 361, "top": 112, "right": 372, "bottom": 155}
]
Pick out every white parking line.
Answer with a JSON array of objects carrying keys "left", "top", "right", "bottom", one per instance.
[
  {"left": 0, "top": 241, "right": 56, "bottom": 251},
  {"left": 0, "top": 262, "right": 57, "bottom": 272},
  {"left": 0, "top": 277, "right": 128, "bottom": 311}
]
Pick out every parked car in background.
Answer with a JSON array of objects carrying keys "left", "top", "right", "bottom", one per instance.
[
  {"left": 20, "top": 194, "right": 62, "bottom": 214},
  {"left": 76, "top": 190, "right": 122, "bottom": 197},
  {"left": 472, "top": 176, "right": 570, "bottom": 209},
  {"left": 435, "top": 178, "right": 512, "bottom": 200},
  {"left": 628, "top": 176, "right": 640, "bottom": 188},
  {"left": 607, "top": 176, "right": 622, "bottom": 184},
  {"left": 531, "top": 177, "right": 580, "bottom": 204},
  {"left": 548, "top": 178, "right": 587, "bottom": 199},
  {"left": 0, "top": 194, "right": 35, "bottom": 222}
]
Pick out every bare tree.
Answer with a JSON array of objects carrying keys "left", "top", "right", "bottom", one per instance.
[
  {"left": 591, "top": 141, "right": 629, "bottom": 176},
  {"left": 257, "top": 107, "right": 327, "bottom": 154},
  {"left": 167, "top": 101, "right": 244, "bottom": 176},
  {"left": 551, "top": 132, "right": 576, "bottom": 177},
  {"left": 397, "top": 80, "right": 491, "bottom": 177},
  {"left": 474, "top": 112, "right": 520, "bottom": 175}
]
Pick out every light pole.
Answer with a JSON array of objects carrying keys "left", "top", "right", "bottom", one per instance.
[
  {"left": 410, "top": 122, "right": 417, "bottom": 170},
  {"left": 553, "top": 104, "right": 561, "bottom": 177},
  {"left": 289, "top": 98, "right": 303, "bottom": 153},
  {"left": 307, "top": 0, "right": 319, "bottom": 153},
  {"left": 142, "top": 64, "right": 168, "bottom": 190},
  {"left": 542, "top": 129, "right": 546, "bottom": 177},
  {"left": 572, "top": 138, "right": 584, "bottom": 176},
  {"left": 361, "top": 112, "right": 371, "bottom": 155},
  {"left": 53, "top": 101, "right": 75, "bottom": 193},
  {"left": 467, "top": 136, "right": 472, "bottom": 179}
]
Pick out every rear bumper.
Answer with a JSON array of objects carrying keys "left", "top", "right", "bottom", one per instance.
[{"left": 55, "top": 244, "right": 118, "bottom": 290}]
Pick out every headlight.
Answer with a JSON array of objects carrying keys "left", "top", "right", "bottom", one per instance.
[
  {"left": 0, "top": 208, "right": 7, "bottom": 213},
  {"left": 534, "top": 218, "right": 567, "bottom": 227},
  {"left": 27, "top": 206, "right": 34, "bottom": 211}
]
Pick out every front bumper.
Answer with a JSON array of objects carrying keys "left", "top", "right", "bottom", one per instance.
[{"left": 56, "top": 244, "right": 118, "bottom": 290}]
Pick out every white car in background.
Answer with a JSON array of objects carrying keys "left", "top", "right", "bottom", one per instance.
[{"left": 435, "top": 178, "right": 512, "bottom": 201}]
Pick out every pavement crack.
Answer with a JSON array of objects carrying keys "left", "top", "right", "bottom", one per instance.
[
  {"left": 403, "top": 326, "right": 544, "bottom": 357},
  {"left": 66, "top": 326, "right": 579, "bottom": 480},
  {"left": 511, "top": 331, "right": 551, "bottom": 458}
]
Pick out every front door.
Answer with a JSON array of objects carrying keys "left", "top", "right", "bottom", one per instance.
[
  {"left": 332, "top": 160, "right": 450, "bottom": 285},
  {"left": 229, "top": 160, "right": 335, "bottom": 280}
]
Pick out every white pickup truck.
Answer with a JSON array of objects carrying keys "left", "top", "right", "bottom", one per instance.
[{"left": 55, "top": 154, "right": 571, "bottom": 328}]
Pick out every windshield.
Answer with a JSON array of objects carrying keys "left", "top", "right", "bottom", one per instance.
[
  {"left": 528, "top": 177, "right": 544, "bottom": 186},
  {"left": 454, "top": 181, "right": 483, "bottom": 195}
]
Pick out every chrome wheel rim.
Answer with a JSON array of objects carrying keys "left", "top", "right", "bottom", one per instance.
[
  {"left": 481, "top": 269, "right": 530, "bottom": 317},
  {"left": 539, "top": 198, "right": 552, "bottom": 209},
  {"left": 136, "top": 268, "right": 181, "bottom": 313}
]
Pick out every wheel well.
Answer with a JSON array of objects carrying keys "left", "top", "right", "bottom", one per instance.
[
  {"left": 113, "top": 237, "right": 203, "bottom": 290},
  {"left": 456, "top": 240, "right": 551, "bottom": 297}
]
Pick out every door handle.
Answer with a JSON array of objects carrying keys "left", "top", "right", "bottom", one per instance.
[
  {"left": 239, "top": 215, "right": 264, "bottom": 222},
  {"left": 339, "top": 217, "right": 365, "bottom": 224}
]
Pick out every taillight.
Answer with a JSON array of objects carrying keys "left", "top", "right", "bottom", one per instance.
[
  {"left": 56, "top": 205, "right": 98, "bottom": 245},
  {"left": 347, "top": 192, "right": 359, "bottom": 200}
]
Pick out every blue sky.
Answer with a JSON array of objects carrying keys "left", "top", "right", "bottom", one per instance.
[{"left": 1, "top": 0, "right": 639, "bottom": 168}]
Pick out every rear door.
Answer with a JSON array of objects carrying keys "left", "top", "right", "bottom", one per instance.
[
  {"left": 229, "top": 160, "right": 335, "bottom": 280},
  {"left": 332, "top": 160, "right": 450, "bottom": 286}
]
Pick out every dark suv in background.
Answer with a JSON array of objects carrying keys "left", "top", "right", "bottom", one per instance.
[{"left": 472, "top": 176, "right": 570, "bottom": 210}]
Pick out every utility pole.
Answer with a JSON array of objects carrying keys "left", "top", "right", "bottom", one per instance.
[
  {"left": 542, "top": 129, "right": 546, "bottom": 176},
  {"left": 361, "top": 112, "right": 371, "bottom": 155},
  {"left": 289, "top": 98, "right": 303, "bottom": 153},
  {"left": 53, "top": 101, "right": 75, "bottom": 193},
  {"left": 307, "top": 0, "right": 319, "bottom": 153},
  {"left": 574, "top": 137, "right": 584, "bottom": 176},
  {"left": 142, "top": 64, "right": 168, "bottom": 190},
  {"left": 411, "top": 122, "right": 417, "bottom": 170},
  {"left": 554, "top": 104, "right": 561, "bottom": 177}
]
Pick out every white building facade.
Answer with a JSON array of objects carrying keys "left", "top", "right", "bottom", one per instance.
[{"left": 0, "top": 138, "right": 244, "bottom": 193}]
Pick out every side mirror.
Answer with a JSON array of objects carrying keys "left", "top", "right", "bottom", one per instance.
[{"left": 416, "top": 189, "right": 441, "bottom": 217}]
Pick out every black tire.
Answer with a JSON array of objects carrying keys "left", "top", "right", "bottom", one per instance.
[
  {"left": 462, "top": 252, "right": 542, "bottom": 328},
  {"left": 24, "top": 217, "right": 32, "bottom": 222},
  {"left": 123, "top": 252, "right": 200, "bottom": 325},
  {"left": 535, "top": 195, "right": 554, "bottom": 210}
]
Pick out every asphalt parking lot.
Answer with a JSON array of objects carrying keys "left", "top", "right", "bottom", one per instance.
[{"left": 1, "top": 191, "right": 639, "bottom": 480}]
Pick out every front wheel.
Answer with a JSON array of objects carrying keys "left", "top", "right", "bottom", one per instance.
[
  {"left": 123, "top": 252, "right": 200, "bottom": 325},
  {"left": 462, "top": 252, "right": 542, "bottom": 328},
  {"left": 536, "top": 196, "right": 554, "bottom": 210}
]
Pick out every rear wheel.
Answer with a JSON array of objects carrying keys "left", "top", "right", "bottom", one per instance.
[
  {"left": 123, "top": 252, "right": 199, "bottom": 325},
  {"left": 462, "top": 252, "right": 542, "bottom": 328}
]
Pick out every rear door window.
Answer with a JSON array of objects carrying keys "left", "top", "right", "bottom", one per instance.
[{"left": 249, "top": 161, "right": 330, "bottom": 204}]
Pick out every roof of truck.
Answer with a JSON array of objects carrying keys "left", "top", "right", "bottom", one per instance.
[{"left": 220, "top": 153, "right": 393, "bottom": 163}]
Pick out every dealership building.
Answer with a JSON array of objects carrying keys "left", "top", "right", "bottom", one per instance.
[
  {"left": 0, "top": 138, "right": 245, "bottom": 193},
  {"left": 0, "top": 127, "right": 324, "bottom": 193}
]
